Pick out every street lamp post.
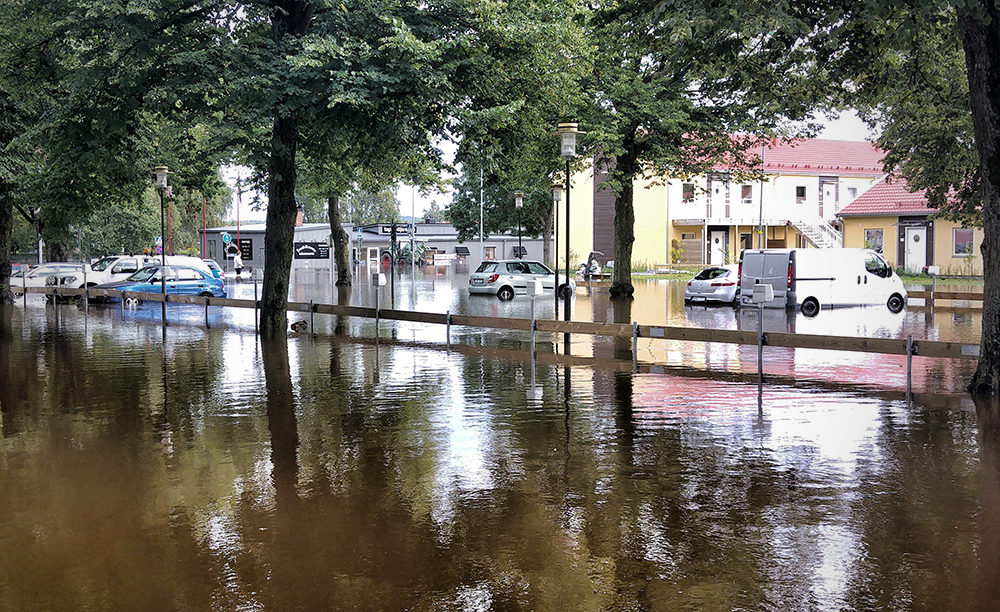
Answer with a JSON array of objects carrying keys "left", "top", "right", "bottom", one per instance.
[
  {"left": 514, "top": 192, "right": 524, "bottom": 258},
  {"left": 551, "top": 182, "right": 562, "bottom": 314},
  {"left": 153, "top": 165, "right": 171, "bottom": 324},
  {"left": 555, "top": 122, "right": 585, "bottom": 328}
]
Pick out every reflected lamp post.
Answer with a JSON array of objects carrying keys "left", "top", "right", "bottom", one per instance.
[
  {"left": 555, "top": 122, "right": 585, "bottom": 324},
  {"left": 551, "top": 182, "right": 562, "bottom": 314},
  {"left": 153, "top": 165, "right": 171, "bottom": 323},
  {"left": 514, "top": 192, "right": 524, "bottom": 258}
]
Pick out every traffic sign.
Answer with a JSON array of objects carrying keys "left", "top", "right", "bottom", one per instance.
[{"left": 222, "top": 232, "right": 232, "bottom": 244}]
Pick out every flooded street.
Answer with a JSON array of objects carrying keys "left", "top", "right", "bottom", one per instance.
[{"left": 1, "top": 265, "right": 996, "bottom": 611}]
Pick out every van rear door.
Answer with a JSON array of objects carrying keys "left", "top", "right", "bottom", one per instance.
[{"left": 740, "top": 250, "right": 789, "bottom": 305}]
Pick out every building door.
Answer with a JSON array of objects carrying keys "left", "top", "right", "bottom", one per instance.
[
  {"left": 819, "top": 176, "right": 838, "bottom": 218},
  {"left": 905, "top": 226, "right": 926, "bottom": 273},
  {"left": 709, "top": 230, "right": 727, "bottom": 265}
]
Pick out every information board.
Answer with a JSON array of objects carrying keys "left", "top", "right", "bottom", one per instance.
[{"left": 294, "top": 241, "right": 330, "bottom": 259}]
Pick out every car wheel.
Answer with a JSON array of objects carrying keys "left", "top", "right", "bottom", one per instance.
[
  {"left": 497, "top": 286, "right": 515, "bottom": 301},
  {"left": 800, "top": 297, "right": 820, "bottom": 318},
  {"left": 558, "top": 284, "right": 572, "bottom": 299},
  {"left": 887, "top": 294, "right": 905, "bottom": 313},
  {"left": 124, "top": 296, "right": 142, "bottom": 308}
]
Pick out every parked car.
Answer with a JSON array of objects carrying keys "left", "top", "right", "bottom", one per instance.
[
  {"left": 684, "top": 265, "right": 739, "bottom": 305},
  {"left": 203, "top": 259, "right": 223, "bottom": 279},
  {"left": 469, "top": 259, "right": 576, "bottom": 301},
  {"left": 55, "top": 254, "right": 155, "bottom": 290},
  {"left": 738, "top": 248, "right": 907, "bottom": 316},
  {"left": 94, "top": 265, "right": 226, "bottom": 304},
  {"left": 9, "top": 262, "right": 84, "bottom": 290}
]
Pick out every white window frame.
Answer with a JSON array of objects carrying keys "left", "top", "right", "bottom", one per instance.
[
  {"left": 864, "top": 228, "right": 884, "bottom": 254},
  {"left": 954, "top": 228, "right": 975, "bottom": 256}
]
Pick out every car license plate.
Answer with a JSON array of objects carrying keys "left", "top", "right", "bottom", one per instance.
[
  {"left": 691, "top": 296, "right": 705, "bottom": 302},
  {"left": 472, "top": 279, "right": 484, "bottom": 285}
]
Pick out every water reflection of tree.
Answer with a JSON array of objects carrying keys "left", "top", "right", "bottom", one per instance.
[{"left": 842, "top": 401, "right": 983, "bottom": 610}]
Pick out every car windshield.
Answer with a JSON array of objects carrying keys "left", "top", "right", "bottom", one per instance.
[
  {"left": 475, "top": 262, "right": 499, "bottom": 273},
  {"left": 693, "top": 268, "right": 729, "bottom": 281},
  {"left": 128, "top": 267, "right": 158, "bottom": 282},
  {"left": 90, "top": 257, "right": 117, "bottom": 272}
]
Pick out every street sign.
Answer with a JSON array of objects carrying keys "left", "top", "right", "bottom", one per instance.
[
  {"left": 294, "top": 242, "right": 330, "bottom": 259},
  {"left": 222, "top": 232, "right": 232, "bottom": 244}
]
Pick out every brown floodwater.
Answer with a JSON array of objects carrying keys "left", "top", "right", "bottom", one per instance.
[{"left": 1, "top": 268, "right": 996, "bottom": 611}]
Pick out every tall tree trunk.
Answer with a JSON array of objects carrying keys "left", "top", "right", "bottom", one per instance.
[
  {"left": 260, "top": 0, "right": 315, "bottom": 338},
  {"left": 961, "top": 3, "right": 1000, "bottom": 395},
  {"left": 610, "top": 150, "right": 637, "bottom": 298},
  {"left": 0, "top": 180, "right": 13, "bottom": 305},
  {"left": 261, "top": 113, "right": 299, "bottom": 338},
  {"left": 328, "top": 193, "right": 351, "bottom": 286}
]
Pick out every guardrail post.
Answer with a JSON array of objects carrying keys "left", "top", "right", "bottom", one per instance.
[
  {"left": 632, "top": 322, "right": 639, "bottom": 372},
  {"left": 446, "top": 310, "right": 451, "bottom": 349},
  {"left": 205, "top": 297, "right": 210, "bottom": 328},
  {"left": 253, "top": 279, "right": 259, "bottom": 336},
  {"left": 907, "top": 335, "right": 915, "bottom": 397},
  {"left": 930, "top": 276, "right": 936, "bottom": 312},
  {"left": 310, "top": 300, "right": 315, "bottom": 336}
]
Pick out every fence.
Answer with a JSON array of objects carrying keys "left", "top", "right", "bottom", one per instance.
[{"left": 13, "top": 285, "right": 981, "bottom": 363}]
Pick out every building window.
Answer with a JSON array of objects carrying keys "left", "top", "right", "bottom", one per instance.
[
  {"left": 682, "top": 183, "right": 695, "bottom": 202},
  {"left": 795, "top": 186, "right": 806, "bottom": 204},
  {"left": 864, "top": 228, "right": 884, "bottom": 253},
  {"left": 681, "top": 232, "right": 695, "bottom": 240},
  {"left": 485, "top": 246, "right": 496, "bottom": 260},
  {"left": 740, "top": 232, "right": 753, "bottom": 250},
  {"left": 848, "top": 187, "right": 857, "bottom": 199},
  {"left": 741, "top": 185, "right": 752, "bottom": 204},
  {"left": 954, "top": 228, "right": 975, "bottom": 256}
]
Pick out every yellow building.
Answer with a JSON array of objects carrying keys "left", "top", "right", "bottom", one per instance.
[
  {"left": 836, "top": 176, "right": 982, "bottom": 275},
  {"left": 563, "top": 139, "right": 887, "bottom": 270}
]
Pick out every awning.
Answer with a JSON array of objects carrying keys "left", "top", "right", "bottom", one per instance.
[{"left": 455, "top": 246, "right": 471, "bottom": 255}]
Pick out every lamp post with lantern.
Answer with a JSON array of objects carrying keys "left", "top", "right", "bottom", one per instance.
[
  {"left": 555, "top": 122, "right": 585, "bottom": 326},
  {"left": 550, "top": 182, "right": 562, "bottom": 314},
  {"left": 153, "top": 165, "right": 171, "bottom": 323},
  {"left": 514, "top": 192, "right": 524, "bottom": 258}
]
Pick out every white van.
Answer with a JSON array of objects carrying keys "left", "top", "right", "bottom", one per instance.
[{"left": 738, "top": 248, "right": 907, "bottom": 316}]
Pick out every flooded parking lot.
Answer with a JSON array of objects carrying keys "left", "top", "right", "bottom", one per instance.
[{"left": 1, "top": 265, "right": 994, "bottom": 611}]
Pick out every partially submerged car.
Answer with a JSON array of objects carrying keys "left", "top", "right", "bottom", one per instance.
[
  {"left": 468, "top": 259, "right": 576, "bottom": 301},
  {"left": 94, "top": 265, "right": 226, "bottom": 304},
  {"left": 684, "top": 265, "right": 739, "bottom": 305},
  {"left": 9, "top": 263, "right": 84, "bottom": 290}
]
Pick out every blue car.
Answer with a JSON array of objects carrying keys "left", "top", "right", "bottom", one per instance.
[{"left": 95, "top": 265, "right": 226, "bottom": 303}]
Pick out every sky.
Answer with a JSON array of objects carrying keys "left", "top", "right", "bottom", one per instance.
[{"left": 223, "top": 110, "right": 877, "bottom": 223}]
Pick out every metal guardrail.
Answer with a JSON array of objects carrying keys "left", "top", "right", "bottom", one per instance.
[{"left": 13, "top": 285, "right": 981, "bottom": 361}]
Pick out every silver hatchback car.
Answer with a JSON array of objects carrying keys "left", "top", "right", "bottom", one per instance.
[
  {"left": 684, "top": 264, "right": 739, "bottom": 305},
  {"left": 469, "top": 259, "right": 576, "bottom": 301}
]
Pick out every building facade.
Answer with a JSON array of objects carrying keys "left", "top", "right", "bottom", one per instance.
[
  {"left": 837, "top": 176, "right": 982, "bottom": 275},
  {"left": 560, "top": 139, "right": 888, "bottom": 270}
]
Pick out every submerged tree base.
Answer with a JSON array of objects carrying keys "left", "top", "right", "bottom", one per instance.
[{"left": 609, "top": 282, "right": 635, "bottom": 297}]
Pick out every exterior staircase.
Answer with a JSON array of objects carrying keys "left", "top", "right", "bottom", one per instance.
[{"left": 791, "top": 218, "right": 843, "bottom": 249}]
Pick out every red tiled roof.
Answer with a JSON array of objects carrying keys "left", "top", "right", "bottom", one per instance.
[
  {"left": 760, "top": 138, "right": 885, "bottom": 177},
  {"left": 836, "top": 175, "right": 938, "bottom": 216}
]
